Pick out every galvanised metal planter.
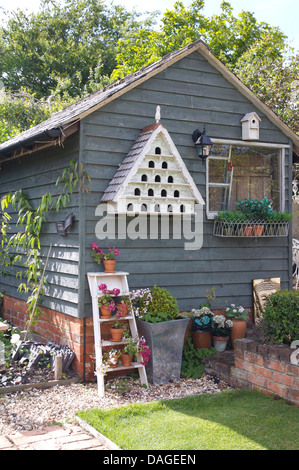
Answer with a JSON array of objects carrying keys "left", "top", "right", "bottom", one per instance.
[{"left": 136, "top": 316, "right": 189, "bottom": 385}]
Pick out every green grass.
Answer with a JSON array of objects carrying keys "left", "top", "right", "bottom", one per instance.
[{"left": 77, "top": 390, "right": 299, "bottom": 450}]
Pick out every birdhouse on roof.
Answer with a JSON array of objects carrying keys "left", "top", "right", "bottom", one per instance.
[{"left": 241, "top": 112, "right": 261, "bottom": 140}]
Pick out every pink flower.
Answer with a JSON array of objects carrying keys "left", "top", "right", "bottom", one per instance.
[
  {"left": 108, "top": 301, "right": 115, "bottom": 311},
  {"left": 92, "top": 243, "right": 98, "bottom": 250},
  {"left": 114, "top": 248, "right": 120, "bottom": 256},
  {"left": 113, "top": 288, "right": 120, "bottom": 296},
  {"left": 98, "top": 283, "right": 107, "bottom": 291}
]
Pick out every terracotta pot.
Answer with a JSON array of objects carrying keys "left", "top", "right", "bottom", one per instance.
[
  {"left": 243, "top": 226, "right": 253, "bottom": 237},
  {"left": 252, "top": 224, "right": 264, "bottom": 237},
  {"left": 192, "top": 330, "right": 211, "bottom": 349},
  {"left": 230, "top": 319, "right": 247, "bottom": 349},
  {"left": 100, "top": 305, "right": 112, "bottom": 318},
  {"left": 103, "top": 259, "right": 116, "bottom": 273},
  {"left": 116, "top": 302, "right": 128, "bottom": 317},
  {"left": 212, "top": 335, "right": 229, "bottom": 352},
  {"left": 110, "top": 327, "right": 124, "bottom": 342},
  {"left": 120, "top": 353, "right": 133, "bottom": 367},
  {"left": 108, "top": 358, "right": 119, "bottom": 368}
]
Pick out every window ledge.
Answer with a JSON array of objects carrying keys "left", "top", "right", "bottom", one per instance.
[{"left": 213, "top": 220, "right": 290, "bottom": 237}]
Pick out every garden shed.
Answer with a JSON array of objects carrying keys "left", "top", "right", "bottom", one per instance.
[{"left": 1, "top": 39, "right": 299, "bottom": 380}]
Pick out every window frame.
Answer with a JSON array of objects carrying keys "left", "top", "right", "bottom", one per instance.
[{"left": 206, "top": 139, "right": 288, "bottom": 220}]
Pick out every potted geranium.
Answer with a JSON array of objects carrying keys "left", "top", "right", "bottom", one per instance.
[
  {"left": 120, "top": 335, "right": 151, "bottom": 367},
  {"left": 116, "top": 294, "right": 131, "bottom": 317},
  {"left": 91, "top": 244, "right": 120, "bottom": 272},
  {"left": 110, "top": 317, "right": 124, "bottom": 342},
  {"left": 132, "top": 285, "right": 189, "bottom": 385},
  {"left": 211, "top": 315, "right": 233, "bottom": 352},
  {"left": 98, "top": 284, "right": 120, "bottom": 318},
  {"left": 225, "top": 304, "right": 248, "bottom": 349},
  {"left": 190, "top": 307, "right": 214, "bottom": 349}
]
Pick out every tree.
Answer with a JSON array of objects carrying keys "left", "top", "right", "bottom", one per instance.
[
  {"left": 111, "top": 0, "right": 287, "bottom": 80},
  {"left": 0, "top": 0, "right": 156, "bottom": 99},
  {"left": 235, "top": 39, "right": 299, "bottom": 135}
]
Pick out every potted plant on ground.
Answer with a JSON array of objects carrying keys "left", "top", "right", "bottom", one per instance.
[
  {"left": 225, "top": 304, "right": 248, "bottom": 349},
  {"left": 91, "top": 244, "right": 120, "bottom": 272},
  {"left": 211, "top": 315, "right": 233, "bottom": 352},
  {"left": 190, "top": 307, "right": 214, "bottom": 349},
  {"left": 132, "top": 285, "right": 189, "bottom": 385},
  {"left": 98, "top": 284, "right": 120, "bottom": 318}
]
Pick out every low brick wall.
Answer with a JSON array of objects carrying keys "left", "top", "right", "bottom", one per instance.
[
  {"left": 2, "top": 295, "right": 95, "bottom": 382},
  {"left": 233, "top": 338, "right": 299, "bottom": 406}
]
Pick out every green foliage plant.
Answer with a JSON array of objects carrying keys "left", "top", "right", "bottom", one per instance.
[
  {"left": 235, "top": 197, "right": 275, "bottom": 220},
  {"left": 143, "top": 285, "right": 180, "bottom": 323},
  {"left": 262, "top": 290, "right": 299, "bottom": 345},
  {"left": 181, "top": 336, "right": 216, "bottom": 378}
]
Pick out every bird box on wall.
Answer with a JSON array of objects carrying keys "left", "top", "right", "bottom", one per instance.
[{"left": 241, "top": 112, "right": 261, "bottom": 140}]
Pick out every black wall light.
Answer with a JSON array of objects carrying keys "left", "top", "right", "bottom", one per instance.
[
  {"left": 192, "top": 126, "right": 213, "bottom": 163},
  {"left": 56, "top": 213, "right": 75, "bottom": 236}
]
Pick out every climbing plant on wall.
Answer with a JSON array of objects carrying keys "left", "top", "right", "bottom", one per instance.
[{"left": 0, "top": 160, "right": 90, "bottom": 331}]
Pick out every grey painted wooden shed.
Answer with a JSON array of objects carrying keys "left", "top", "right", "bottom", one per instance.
[{"left": 1, "top": 39, "right": 299, "bottom": 321}]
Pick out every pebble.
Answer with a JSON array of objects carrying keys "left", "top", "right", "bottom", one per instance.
[{"left": 0, "top": 375, "right": 230, "bottom": 436}]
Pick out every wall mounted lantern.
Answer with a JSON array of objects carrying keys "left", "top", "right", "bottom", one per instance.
[
  {"left": 56, "top": 213, "right": 75, "bottom": 236},
  {"left": 192, "top": 126, "right": 213, "bottom": 163}
]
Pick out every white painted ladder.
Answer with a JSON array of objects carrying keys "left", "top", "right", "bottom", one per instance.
[{"left": 87, "top": 271, "right": 148, "bottom": 397}]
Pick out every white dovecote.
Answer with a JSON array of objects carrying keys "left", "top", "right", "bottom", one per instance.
[
  {"left": 101, "top": 107, "right": 204, "bottom": 215},
  {"left": 241, "top": 112, "right": 261, "bottom": 140}
]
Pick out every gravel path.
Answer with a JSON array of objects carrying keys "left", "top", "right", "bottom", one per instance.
[{"left": 0, "top": 375, "right": 231, "bottom": 435}]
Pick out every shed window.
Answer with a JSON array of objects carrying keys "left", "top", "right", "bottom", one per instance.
[{"left": 207, "top": 144, "right": 281, "bottom": 217}]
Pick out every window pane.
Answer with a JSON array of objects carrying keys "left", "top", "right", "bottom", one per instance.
[
  {"left": 209, "top": 187, "right": 230, "bottom": 212},
  {"left": 207, "top": 145, "right": 281, "bottom": 214},
  {"left": 230, "top": 146, "right": 280, "bottom": 211},
  {"left": 209, "top": 159, "right": 230, "bottom": 184}
]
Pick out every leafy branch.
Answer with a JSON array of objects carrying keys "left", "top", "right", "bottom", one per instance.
[{"left": 0, "top": 160, "right": 90, "bottom": 332}]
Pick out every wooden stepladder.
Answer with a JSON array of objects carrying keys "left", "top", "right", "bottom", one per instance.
[{"left": 87, "top": 271, "right": 148, "bottom": 397}]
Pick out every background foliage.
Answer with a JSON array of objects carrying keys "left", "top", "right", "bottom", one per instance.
[{"left": 0, "top": 0, "right": 297, "bottom": 141}]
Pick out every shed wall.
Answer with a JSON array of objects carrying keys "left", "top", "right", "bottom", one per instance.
[
  {"left": 0, "top": 134, "right": 81, "bottom": 317},
  {"left": 82, "top": 51, "right": 292, "bottom": 316}
]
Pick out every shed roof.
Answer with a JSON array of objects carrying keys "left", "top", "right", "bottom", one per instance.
[{"left": 0, "top": 38, "right": 298, "bottom": 160}]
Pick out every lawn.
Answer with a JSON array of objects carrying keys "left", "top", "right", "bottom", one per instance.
[{"left": 77, "top": 389, "right": 299, "bottom": 450}]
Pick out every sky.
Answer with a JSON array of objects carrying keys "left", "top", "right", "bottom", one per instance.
[{"left": 0, "top": 0, "right": 298, "bottom": 51}]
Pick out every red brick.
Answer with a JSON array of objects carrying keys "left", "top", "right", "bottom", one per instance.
[
  {"left": 244, "top": 351, "right": 264, "bottom": 366},
  {"left": 272, "top": 371, "right": 294, "bottom": 387},
  {"left": 267, "top": 380, "right": 288, "bottom": 398},
  {"left": 247, "top": 372, "right": 267, "bottom": 388},
  {"left": 264, "top": 358, "right": 285, "bottom": 372}
]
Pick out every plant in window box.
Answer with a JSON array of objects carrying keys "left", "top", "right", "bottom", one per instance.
[
  {"left": 190, "top": 307, "right": 214, "bottom": 349},
  {"left": 211, "top": 315, "right": 233, "bottom": 352},
  {"left": 225, "top": 304, "right": 249, "bottom": 349},
  {"left": 132, "top": 285, "right": 189, "bottom": 384},
  {"left": 268, "top": 211, "right": 292, "bottom": 236},
  {"left": 236, "top": 197, "right": 275, "bottom": 236}
]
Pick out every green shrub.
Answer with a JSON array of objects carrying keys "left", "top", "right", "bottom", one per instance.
[
  {"left": 143, "top": 285, "right": 180, "bottom": 323},
  {"left": 262, "top": 290, "right": 299, "bottom": 344}
]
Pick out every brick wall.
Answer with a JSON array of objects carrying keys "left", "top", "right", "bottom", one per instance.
[
  {"left": 2, "top": 295, "right": 95, "bottom": 382},
  {"left": 233, "top": 338, "right": 299, "bottom": 406}
]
